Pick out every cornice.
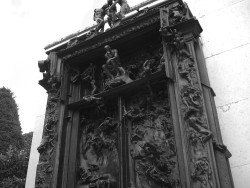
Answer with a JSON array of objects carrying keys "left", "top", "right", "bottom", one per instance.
[
  {"left": 59, "top": 10, "right": 160, "bottom": 61},
  {"left": 45, "top": 0, "right": 177, "bottom": 52}
]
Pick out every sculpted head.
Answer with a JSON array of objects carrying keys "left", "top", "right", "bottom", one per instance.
[
  {"left": 104, "top": 45, "right": 111, "bottom": 51},
  {"left": 107, "top": 0, "right": 113, "bottom": 4}
]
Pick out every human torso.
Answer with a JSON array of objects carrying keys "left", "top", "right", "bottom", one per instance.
[
  {"left": 94, "top": 8, "right": 105, "bottom": 19},
  {"left": 106, "top": 49, "right": 117, "bottom": 59}
]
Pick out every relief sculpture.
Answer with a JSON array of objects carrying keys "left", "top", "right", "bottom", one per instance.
[
  {"left": 124, "top": 81, "right": 180, "bottom": 188},
  {"left": 125, "top": 46, "right": 164, "bottom": 80},
  {"left": 35, "top": 75, "right": 60, "bottom": 188},
  {"left": 72, "top": 44, "right": 165, "bottom": 95},
  {"left": 78, "top": 101, "right": 119, "bottom": 188},
  {"left": 72, "top": 63, "right": 98, "bottom": 97},
  {"left": 168, "top": 1, "right": 191, "bottom": 26},
  {"left": 162, "top": 24, "right": 214, "bottom": 187}
]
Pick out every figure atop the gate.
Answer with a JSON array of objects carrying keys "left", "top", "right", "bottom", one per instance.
[
  {"left": 106, "top": 0, "right": 118, "bottom": 28},
  {"left": 93, "top": 5, "right": 106, "bottom": 34},
  {"left": 109, "top": 0, "right": 130, "bottom": 19}
]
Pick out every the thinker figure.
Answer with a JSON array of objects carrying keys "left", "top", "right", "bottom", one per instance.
[
  {"left": 109, "top": 0, "right": 130, "bottom": 19},
  {"left": 103, "top": 45, "right": 125, "bottom": 80}
]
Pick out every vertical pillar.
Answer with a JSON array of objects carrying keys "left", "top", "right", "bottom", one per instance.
[
  {"left": 195, "top": 41, "right": 235, "bottom": 188},
  {"left": 160, "top": 1, "right": 222, "bottom": 187},
  {"left": 36, "top": 52, "right": 63, "bottom": 188}
]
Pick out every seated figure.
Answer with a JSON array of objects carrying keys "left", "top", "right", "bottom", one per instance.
[
  {"left": 103, "top": 45, "right": 125, "bottom": 80},
  {"left": 102, "top": 45, "right": 132, "bottom": 90}
]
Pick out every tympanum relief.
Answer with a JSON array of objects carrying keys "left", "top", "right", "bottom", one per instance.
[{"left": 71, "top": 44, "right": 165, "bottom": 100}]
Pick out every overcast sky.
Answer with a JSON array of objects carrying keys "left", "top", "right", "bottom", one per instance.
[{"left": 0, "top": 0, "right": 144, "bottom": 133}]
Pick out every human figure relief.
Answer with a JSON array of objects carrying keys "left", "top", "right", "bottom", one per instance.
[{"left": 81, "top": 63, "right": 97, "bottom": 95}]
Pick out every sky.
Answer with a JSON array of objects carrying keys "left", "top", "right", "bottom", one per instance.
[{"left": 0, "top": 0, "right": 144, "bottom": 133}]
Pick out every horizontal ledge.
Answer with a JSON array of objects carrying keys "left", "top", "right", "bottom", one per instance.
[
  {"left": 68, "top": 71, "right": 168, "bottom": 110},
  {"left": 45, "top": 0, "right": 172, "bottom": 52}
]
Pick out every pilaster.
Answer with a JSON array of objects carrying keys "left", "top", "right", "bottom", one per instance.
[{"left": 160, "top": 1, "right": 222, "bottom": 187}]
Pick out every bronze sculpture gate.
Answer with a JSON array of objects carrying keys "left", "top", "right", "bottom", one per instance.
[{"left": 36, "top": 1, "right": 234, "bottom": 188}]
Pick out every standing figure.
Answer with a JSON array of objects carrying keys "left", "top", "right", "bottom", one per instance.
[
  {"left": 81, "top": 63, "right": 97, "bottom": 95},
  {"left": 93, "top": 6, "right": 106, "bottom": 34},
  {"left": 109, "top": 0, "right": 130, "bottom": 19},
  {"left": 106, "top": 0, "right": 117, "bottom": 28},
  {"left": 103, "top": 45, "right": 125, "bottom": 80}
]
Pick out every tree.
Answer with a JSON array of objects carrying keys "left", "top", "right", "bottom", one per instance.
[
  {"left": 0, "top": 132, "right": 33, "bottom": 187},
  {"left": 0, "top": 133, "right": 33, "bottom": 187},
  {"left": 0, "top": 87, "right": 24, "bottom": 153},
  {"left": 0, "top": 176, "right": 26, "bottom": 188},
  {"left": 0, "top": 87, "right": 29, "bottom": 187},
  {"left": 23, "top": 132, "right": 33, "bottom": 158},
  {"left": 0, "top": 145, "right": 26, "bottom": 188}
]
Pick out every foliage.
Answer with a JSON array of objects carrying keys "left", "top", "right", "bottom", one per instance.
[
  {"left": 0, "top": 87, "right": 24, "bottom": 153},
  {"left": 0, "top": 176, "right": 26, "bottom": 188},
  {"left": 0, "top": 144, "right": 30, "bottom": 186},
  {"left": 23, "top": 132, "right": 33, "bottom": 158},
  {"left": 0, "top": 87, "right": 33, "bottom": 187},
  {"left": 0, "top": 134, "right": 33, "bottom": 187}
]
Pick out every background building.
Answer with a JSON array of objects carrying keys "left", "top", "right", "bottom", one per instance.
[{"left": 186, "top": 0, "right": 250, "bottom": 187}]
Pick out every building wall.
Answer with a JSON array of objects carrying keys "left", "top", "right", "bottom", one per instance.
[
  {"left": 186, "top": 0, "right": 250, "bottom": 187},
  {"left": 25, "top": 115, "right": 45, "bottom": 188}
]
